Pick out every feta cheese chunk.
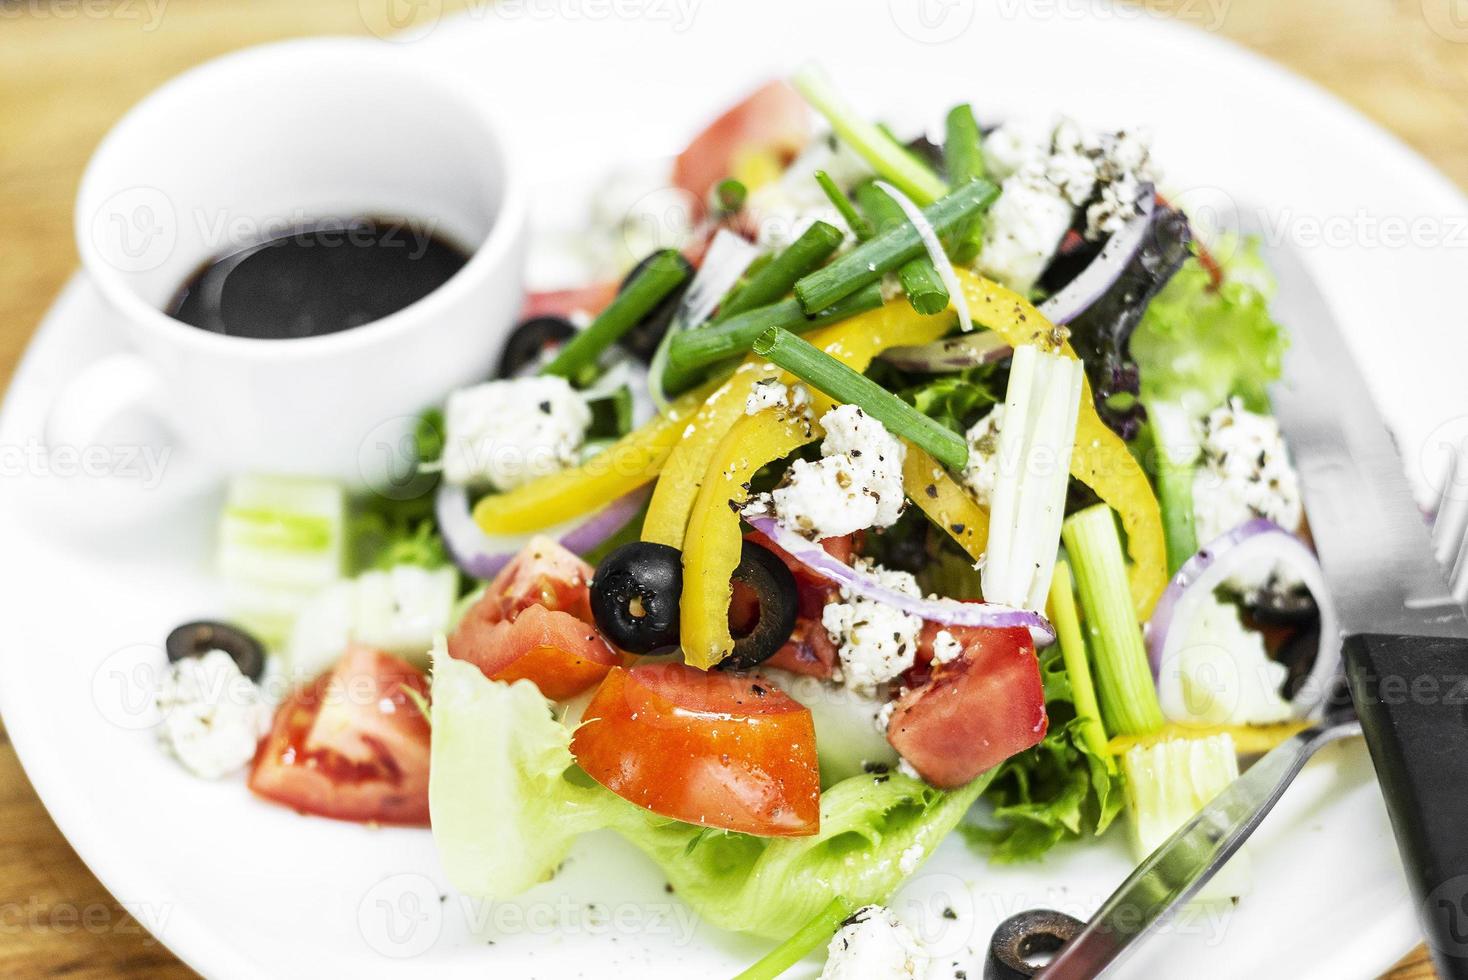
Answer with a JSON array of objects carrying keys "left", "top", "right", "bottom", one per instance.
[
  {"left": 822, "top": 560, "right": 924, "bottom": 693},
  {"left": 443, "top": 376, "right": 592, "bottom": 490},
  {"left": 974, "top": 163, "right": 1076, "bottom": 296},
  {"left": 1160, "top": 594, "right": 1294, "bottom": 727},
  {"left": 959, "top": 405, "right": 1006, "bottom": 506},
  {"left": 767, "top": 405, "right": 906, "bottom": 539},
  {"left": 744, "top": 379, "right": 811, "bottom": 417},
  {"left": 155, "top": 650, "right": 272, "bottom": 779},
  {"left": 930, "top": 629, "right": 964, "bottom": 665},
  {"left": 1191, "top": 399, "right": 1304, "bottom": 598},
  {"left": 820, "top": 905, "right": 928, "bottom": 980}
]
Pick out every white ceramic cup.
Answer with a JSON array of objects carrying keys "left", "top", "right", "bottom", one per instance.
[{"left": 62, "top": 37, "right": 526, "bottom": 497}]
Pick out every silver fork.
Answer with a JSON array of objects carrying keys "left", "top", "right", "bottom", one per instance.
[{"left": 985, "top": 456, "right": 1468, "bottom": 980}]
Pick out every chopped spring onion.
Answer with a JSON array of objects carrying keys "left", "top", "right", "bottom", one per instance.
[
  {"left": 943, "top": 103, "right": 988, "bottom": 264},
  {"left": 1062, "top": 503, "right": 1166, "bottom": 736},
  {"left": 981, "top": 346, "right": 1083, "bottom": 611},
  {"left": 854, "top": 182, "right": 948, "bottom": 316},
  {"left": 791, "top": 64, "right": 948, "bottom": 205},
  {"left": 542, "top": 249, "right": 688, "bottom": 382},
  {"left": 873, "top": 180, "right": 970, "bottom": 331},
  {"left": 793, "top": 179, "right": 997, "bottom": 314},
  {"left": 1122, "top": 734, "right": 1250, "bottom": 901},
  {"left": 714, "top": 177, "right": 747, "bottom": 215},
  {"left": 718, "top": 220, "right": 845, "bottom": 321},
  {"left": 752, "top": 326, "right": 968, "bottom": 470},
  {"left": 218, "top": 474, "right": 346, "bottom": 646},
  {"left": 1049, "top": 560, "right": 1111, "bottom": 762},
  {"left": 666, "top": 283, "right": 884, "bottom": 376},
  {"left": 814, "top": 169, "right": 873, "bottom": 240},
  {"left": 650, "top": 230, "right": 760, "bottom": 404},
  {"left": 731, "top": 896, "right": 856, "bottom": 980}
]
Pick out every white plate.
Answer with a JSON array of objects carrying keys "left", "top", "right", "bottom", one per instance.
[{"left": 3, "top": 2, "right": 1464, "bottom": 977}]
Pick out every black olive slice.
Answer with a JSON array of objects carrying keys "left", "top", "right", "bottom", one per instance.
[
  {"left": 497, "top": 315, "right": 577, "bottom": 378},
  {"left": 718, "top": 540, "right": 798, "bottom": 672},
  {"left": 590, "top": 541, "right": 684, "bottom": 653},
  {"left": 617, "top": 251, "right": 694, "bottom": 363},
  {"left": 985, "top": 908, "right": 1084, "bottom": 980},
  {"left": 165, "top": 620, "right": 266, "bottom": 682}
]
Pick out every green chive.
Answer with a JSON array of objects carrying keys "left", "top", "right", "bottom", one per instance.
[
  {"left": 793, "top": 180, "right": 995, "bottom": 314},
  {"left": 792, "top": 64, "right": 948, "bottom": 205},
  {"left": 855, "top": 181, "right": 950, "bottom": 316},
  {"left": 814, "top": 169, "right": 873, "bottom": 241},
  {"left": 718, "top": 220, "right": 845, "bottom": 321},
  {"left": 730, "top": 896, "right": 855, "bottom": 980},
  {"left": 714, "top": 178, "right": 747, "bottom": 215},
  {"left": 667, "top": 283, "right": 883, "bottom": 376},
  {"left": 944, "top": 104, "right": 989, "bottom": 265},
  {"left": 752, "top": 327, "right": 968, "bottom": 470},
  {"left": 540, "top": 249, "right": 688, "bottom": 382}
]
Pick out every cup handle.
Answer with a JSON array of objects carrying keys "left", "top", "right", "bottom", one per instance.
[{"left": 36, "top": 351, "right": 214, "bottom": 524}]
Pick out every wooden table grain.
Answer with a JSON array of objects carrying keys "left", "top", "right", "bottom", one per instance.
[{"left": 1, "top": 1, "right": 1462, "bottom": 976}]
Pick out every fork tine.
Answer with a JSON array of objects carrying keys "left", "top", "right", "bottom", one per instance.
[{"left": 1432, "top": 449, "right": 1468, "bottom": 567}]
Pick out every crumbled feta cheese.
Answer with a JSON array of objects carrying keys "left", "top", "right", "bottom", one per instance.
[
  {"left": 930, "top": 629, "right": 963, "bottom": 665},
  {"left": 1191, "top": 399, "right": 1304, "bottom": 598},
  {"left": 1161, "top": 594, "right": 1294, "bottom": 726},
  {"left": 982, "top": 119, "right": 1053, "bottom": 181},
  {"left": 155, "top": 650, "right": 272, "bottom": 779},
  {"left": 744, "top": 380, "right": 811, "bottom": 417},
  {"left": 974, "top": 163, "right": 1076, "bottom": 296},
  {"left": 897, "top": 758, "right": 922, "bottom": 781},
  {"left": 443, "top": 376, "right": 592, "bottom": 490},
  {"left": 764, "top": 405, "right": 906, "bottom": 539},
  {"left": 959, "top": 405, "right": 1006, "bottom": 506},
  {"left": 820, "top": 905, "right": 928, "bottom": 980},
  {"left": 898, "top": 843, "right": 926, "bottom": 876},
  {"left": 822, "top": 560, "right": 924, "bottom": 693},
  {"left": 875, "top": 698, "right": 897, "bottom": 735}
]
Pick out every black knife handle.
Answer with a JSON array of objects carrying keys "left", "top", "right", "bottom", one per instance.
[{"left": 1344, "top": 633, "right": 1468, "bottom": 980}]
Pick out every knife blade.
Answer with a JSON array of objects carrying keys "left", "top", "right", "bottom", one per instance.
[{"left": 1247, "top": 230, "right": 1468, "bottom": 979}]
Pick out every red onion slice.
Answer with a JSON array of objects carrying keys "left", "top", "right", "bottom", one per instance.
[
  {"left": 878, "top": 331, "right": 1013, "bottom": 374},
  {"left": 436, "top": 483, "right": 650, "bottom": 580},
  {"left": 1038, "top": 187, "right": 1155, "bottom": 326},
  {"left": 1144, "top": 518, "right": 1340, "bottom": 717},
  {"left": 746, "top": 514, "right": 1055, "bottom": 643}
]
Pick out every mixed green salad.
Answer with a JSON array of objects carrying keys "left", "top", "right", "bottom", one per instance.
[{"left": 152, "top": 66, "right": 1337, "bottom": 977}]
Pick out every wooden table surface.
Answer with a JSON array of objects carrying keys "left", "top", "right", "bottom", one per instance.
[{"left": 1, "top": 1, "right": 1462, "bottom": 976}]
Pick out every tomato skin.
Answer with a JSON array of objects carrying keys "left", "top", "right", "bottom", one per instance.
[
  {"left": 886, "top": 627, "right": 1048, "bottom": 789},
  {"left": 249, "top": 646, "right": 431, "bottom": 826},
  {"left": 571, "top": 663, "right": 821, "bottom": 837},
  {"left": 671, "top": 80, "right": 810, "bottom": 216},
  {"left": 448, "top": 603, "right": 620, "bottom": 701},
  {"left": 477, "top": 536, "right": 597, "bottom": 626},
  {"left": 764, "top": 617, "right": 840, "bottom": 679},
  {"left": 744, "top": 530, "right": 854, "bottom": 680}
]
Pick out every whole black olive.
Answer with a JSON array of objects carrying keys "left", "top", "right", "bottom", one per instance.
[
  {"left": 617, "top": 251, "right": 694, "bottom": 363},
  {"left": 985, "top": 908, "right": 1084, "bottom": 980},
  {"left": 166, "top": 620, "right": 266, "bottom": 682},
  {"left": 718, "top": 540, "right": 799, "bottom": 672},
  {"left": 590, "top": 541, "right": 684, "bottom": 653},
  {"left": 497, "top": 315, "right": 577, "bottom": 378}
]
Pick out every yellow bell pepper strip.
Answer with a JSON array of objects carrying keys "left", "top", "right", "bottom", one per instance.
[
  {"left": 643, "top": 302, "right": 954, "bottom": 549},
  {"left": 473, "top": 383, "right": 713, "bottom": 535},
  {"left": 1107, "top": 721, "right": 1310, "bottom": 758},
  {"left": 951, "top": 269, "right": 1167, "bottom": 619},
  {"left": 901, "top": 444, "right": 989, "bottom": 564},
  {"left": 681, "top": 408, "right": 818, "bottom": 669}
]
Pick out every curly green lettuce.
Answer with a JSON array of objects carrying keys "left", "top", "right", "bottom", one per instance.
[{"left": 429, "top": 656, "right": 992, "bottom": 938}]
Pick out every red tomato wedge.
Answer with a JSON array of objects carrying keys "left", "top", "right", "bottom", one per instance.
[
  {"left": 885, "top": 627, "right": 1047, "bottom": 789},
  {"left": 477, "top": 535, "right": 597, "bottom": 626},
  {"left": 448, "top": 603, "right": 620, "bottom": 701},
  {"left": 764, "top": 618, "right": 840, "bottom": 679},
  {"left": 671, "top": 81, "right": 810, "bottom": 217},
  {"left": 249, "top": 646, "right": 431, "bottom": 826},
  {"left": 571, "top": 663, "right": 821, "bottom": 837},
  {"left": 745, "top": 530, "right": 854, "bottom": 680}
]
